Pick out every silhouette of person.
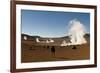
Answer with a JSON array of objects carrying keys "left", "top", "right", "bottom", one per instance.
[{"left": 51, "top": 46, "right": 55, "bottom": 57}]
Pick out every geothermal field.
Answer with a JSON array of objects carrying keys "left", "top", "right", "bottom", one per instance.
[
  {"left": 21, "top": 19, "right": 90, "bottom": 63},
  {"left": 21, "top": 34, "right": 90, "bottom": 63}
]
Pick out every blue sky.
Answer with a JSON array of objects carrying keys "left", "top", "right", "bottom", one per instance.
[{"left": 21, "top": 9, "right": 90, "bottom": 37}]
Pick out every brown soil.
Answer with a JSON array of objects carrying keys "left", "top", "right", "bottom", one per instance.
[{"left": 21, "top": 40, "right": 90, "bottom": 63}]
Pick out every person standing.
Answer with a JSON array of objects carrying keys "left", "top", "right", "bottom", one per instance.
[{"left": 51, "top": 46, "right": 55, "bottom": 57}]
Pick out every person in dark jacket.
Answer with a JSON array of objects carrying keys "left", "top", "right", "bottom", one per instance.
[{"left": 51, "top": 46, "right": 55, "bottom": 57}]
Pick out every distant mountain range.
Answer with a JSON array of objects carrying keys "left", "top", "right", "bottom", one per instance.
[
  {"left": 21, "top": 34, "right": 41, "bottom": 40},
  {"left": 21, "top": 33, "right": 90, "bottom": 40}
]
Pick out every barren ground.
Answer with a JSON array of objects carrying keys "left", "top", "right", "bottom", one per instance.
[{"left": 21, "top": 40, "right": 90, "bottom": 63}]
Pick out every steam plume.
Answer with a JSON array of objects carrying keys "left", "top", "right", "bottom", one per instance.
[{"left": 68, "top": 19, "right": 87, "bottom": 45}]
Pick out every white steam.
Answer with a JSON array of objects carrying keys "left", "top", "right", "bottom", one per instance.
[
  {"left": 68, "top": 19, "right": 87, "bottom": 45},
  {"left": 61, "top": 19, "right": 87, "bottom": 46}
]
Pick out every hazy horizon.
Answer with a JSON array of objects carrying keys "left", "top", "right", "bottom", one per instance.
[{"left": 21, "top": 32, "right": 90, "bottom": 38}]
